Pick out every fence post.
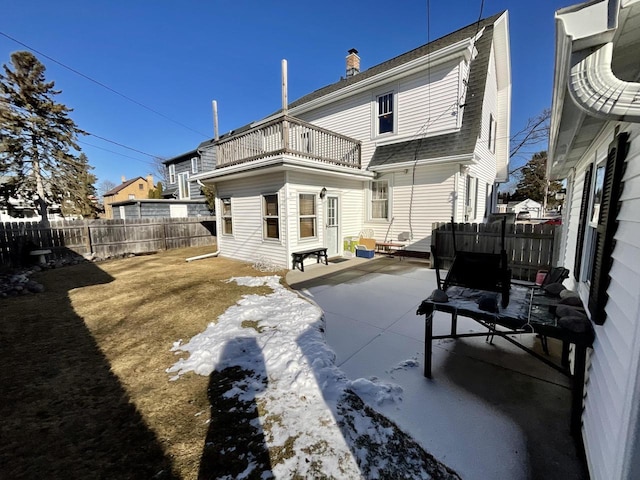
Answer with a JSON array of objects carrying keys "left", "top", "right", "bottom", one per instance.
[{"left": 83, "top": 220, "right": 93, "bottom": 255}]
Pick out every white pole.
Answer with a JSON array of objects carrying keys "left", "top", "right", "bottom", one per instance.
[
  {"left": 282, "top": 59, "right": 288, "bottom": 115},
  {"left": 212, "top": 100, "right": 219, "bottom": 141}
]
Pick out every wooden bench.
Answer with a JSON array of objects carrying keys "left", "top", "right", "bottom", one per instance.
[{"left": 291, "top": 247, "right": 328, "bottom": 272}]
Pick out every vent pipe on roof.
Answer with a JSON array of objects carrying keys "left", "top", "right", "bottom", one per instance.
[
  {"left": 282, "top": 59, "right": 288, "bottom": 114},
  {"left": 346, "top": 48, "right": 360, "bottom": 77},
  {"left": 212, "top": 100, "right": 219, "bottom": 141}
]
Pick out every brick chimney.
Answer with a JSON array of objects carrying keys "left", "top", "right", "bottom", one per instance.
[
  {"left": 147, "top": 174, "right": 154, "bottom": 187},
  {"left": 346, "top": 48, "right": 360, "bottom": 78}
]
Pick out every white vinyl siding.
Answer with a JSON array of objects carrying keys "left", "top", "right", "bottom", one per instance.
[
  {"left": 216, "top": 173, "right": 287, "bottom": 267},
  {"left": 558, "top": 125, "right": 640, "bottom": 480},
  {"left": 296, "top": 58, "right": 462, "bottom": 170}
]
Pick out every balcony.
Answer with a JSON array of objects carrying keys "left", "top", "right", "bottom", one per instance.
[{"left": 215, "top": 115, "right": 361, "bottom": 169}]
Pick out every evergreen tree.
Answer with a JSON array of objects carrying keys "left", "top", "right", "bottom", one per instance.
[
  {"left": 0, "top": 51, "right": 89, "bottom": 222},
  {"left": 512, "top": 151, "right": 563, "bottom": 208},
  {"left": 60, "top": 153, "right": 99, "bottom": 218}
]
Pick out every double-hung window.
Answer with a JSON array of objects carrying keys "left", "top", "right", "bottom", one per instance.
[
  {"left": 371, "top": 180, "right": 389, "bottom": 220},
  {"left": 263, "top": 194, "right": 279, "bottom": 240},
  {"left": 377, "top": 92, "right": 394, "bottom": 135},
  {"left": 221, "top": 198, "right": 232, "bottom": 235},
  {"left": 299, "top": 194, "right": 316, "bottom": 239},
  {"left": 191, "top": 157, "right": 199, "bottom": 174},
  {"left": 177, "top": 172, "right": 190, "bottom": 199},
  {"left": 168, "top": 164, "right": 176, "bottom": 184}
]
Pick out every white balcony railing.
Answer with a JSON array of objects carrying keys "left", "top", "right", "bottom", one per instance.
[{"left": 215, "top": 115, "right": 361, "bottom": 169}]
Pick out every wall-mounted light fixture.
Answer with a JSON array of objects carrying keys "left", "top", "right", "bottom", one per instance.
[
  {"left": 460, "top": 165, "right": 470, "bottom": 175},
  {"left": 320, "top": 187, "right": 327, "bottom": 199}
]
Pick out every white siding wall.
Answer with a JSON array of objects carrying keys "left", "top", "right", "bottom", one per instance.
[
  {"left": 470, "top": 41, "right": 498, "bottom": 218},
  {"left": 363, "top": 165, "right": 457, "bottom": 250},
  {"left": 286, "top": 171, "right": 365, "bottom": 265},
  {"left": 296, "top": 59, "right": 462, "bottom": 170},
  {"left": 560, "top": 124, "right": 640, "bottom": 480},
  {"left": 216, "top": 173, "right": 287, "bottom": 267}
]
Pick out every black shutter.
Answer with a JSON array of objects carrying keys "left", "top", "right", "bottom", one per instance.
[
  {"left": 574, "top": 164, "right": 593, "bottom": 280},
  {"left": 588, "top": 132, "right": 629, "bottom": 325}
]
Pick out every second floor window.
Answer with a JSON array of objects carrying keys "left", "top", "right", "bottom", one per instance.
[
  {"left": 263, "top": 194, "right": 279, "bottom": 240},
  {"left": 168, "top": 164, "right": 176, "bottom": 184},
  {"left": 377, "top": 92, "right": 394, "bottom": 135},
  {"left": 178, "top": 172, "right": 190, "bottom": 199},
  {"left": 191, "top": 157, "right": 199, "bottom": 174}
]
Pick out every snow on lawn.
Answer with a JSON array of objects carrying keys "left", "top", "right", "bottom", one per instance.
[{"left": 167, "top": 276, "right": 459, "bottom": 479}]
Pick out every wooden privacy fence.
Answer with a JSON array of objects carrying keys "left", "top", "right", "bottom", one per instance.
[
  {"left": 0, "top": 217, "right": 217, "bottom": 267},
  {"left": 431, "top": 222, "right": 562, "bottom": 282}
]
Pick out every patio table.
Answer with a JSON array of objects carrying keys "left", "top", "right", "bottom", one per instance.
[{"left": 417, "top": 285, "right": 594, "bottom": 436}]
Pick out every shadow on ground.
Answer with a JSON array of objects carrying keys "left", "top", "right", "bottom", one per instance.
[
  {"left": 198, "top": 337, "right": 272, "bottom": 480},
  {"left": 441, "top": 340, "right": 589, "bottom": 479},
  {"left": 0, "top": 257, "right": 178, "bottom": 479}
]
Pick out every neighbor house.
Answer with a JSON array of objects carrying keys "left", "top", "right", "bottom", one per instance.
[
  {"left": 507, "top": 198, "right": 542, "bottom": 218},
  {"left": 194, "top": 12, "right": 511, "bottom": 269},
  {"left": 549, "top": 0, "right": 640, "bottom": 478},
  {"left": 103, "top": 175, "right": 155, "bottom": 219}
]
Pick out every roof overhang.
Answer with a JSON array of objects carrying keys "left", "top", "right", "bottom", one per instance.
[
  {"left": 549, "top": 0, "right": 640, "bottom": 180},
  {"left": 368, "top": 153, "right": 476, "bottom": 173},
  {"left": 193, "top": 155, "right": 375, "bottom": 184}
]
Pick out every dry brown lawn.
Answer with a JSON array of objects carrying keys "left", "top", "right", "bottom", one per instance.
[{"left": 0, "top": 246, "right": 284, "bottom": 479}]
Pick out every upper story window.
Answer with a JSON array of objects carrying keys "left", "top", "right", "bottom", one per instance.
[
  {"left": 177, "top": 172, "right": 190, "bottom": 199},
  {"left": 377, "top": 92, "right": 394, "bottom": 135},
  {"left": 221, "top": 198, "right": 232, "bottom": 235},
  {"left": 263, "top": 194, "right": 279, "bottom": 240},
  {"left": 299, "top": 194, "right": 317, "bottom": 239},
  {"left": 138, "top": 183, "right": 144, "bottom": 190},
  {"left": 168, "top": 164, "right": 176, "bottom": 184},
  {"left": 191, "top": 157, "right": 199, "bottom": 174},
  {"left": 370, "top": 180, "right": 389, "bottom": 220},
  {"left": 488, "top": 114, "right": 497, "bottom": 153}
]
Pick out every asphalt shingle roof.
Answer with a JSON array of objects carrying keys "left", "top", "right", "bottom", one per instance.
[{"left": 104, "top": 177, "right": 146, "bottom": 197}]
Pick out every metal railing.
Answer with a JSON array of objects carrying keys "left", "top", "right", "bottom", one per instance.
[{"left": 215, "top": 115, "right": 361, "bottom": 169}]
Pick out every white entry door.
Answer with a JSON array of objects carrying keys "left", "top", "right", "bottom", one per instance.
[{"left": 325, "top": 195, "right": 340, "bottom": 257}]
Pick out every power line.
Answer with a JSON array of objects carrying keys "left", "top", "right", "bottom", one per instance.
[
  {"left": 77, "top": 139, "right": 156, "bottom": 166},
  {"left": 84, "top": 132, "right": 157, "bottom": 158},
  {"left": 0, "top": 30, "right": 210, "bottom": 138}
]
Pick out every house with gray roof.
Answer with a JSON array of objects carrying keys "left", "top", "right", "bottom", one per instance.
[{"left": 194, "top": 11, "right": 511, "bottom": 269}]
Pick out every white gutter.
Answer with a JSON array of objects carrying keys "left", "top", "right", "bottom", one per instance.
[{"left": 558, "top": 0, "right": 640, "bottom": 122}]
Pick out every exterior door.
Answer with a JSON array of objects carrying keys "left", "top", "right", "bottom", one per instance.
[{"left": 325, "top": 195, "right": 340, "bottom": 257}]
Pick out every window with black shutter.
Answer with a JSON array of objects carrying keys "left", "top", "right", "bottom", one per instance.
[
  {"left": 574, "top": 164, "right": 593, "bottom": 280},
  {"left": 588, "top": 132, "right": 629, "bottom": 325}
]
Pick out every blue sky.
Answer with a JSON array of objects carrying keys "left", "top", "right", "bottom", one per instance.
[{"left": 1, "top": 0, "right": 571, "bottom": 188}]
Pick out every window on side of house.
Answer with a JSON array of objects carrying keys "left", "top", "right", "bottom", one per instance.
[
  {"left": 191, "top": 157, "right": 199, "bottom": 174},
  {"left": 377, "top": 92, "right": 394, "bottom": 135},
  {"left": 299, "top": 194, "right": 317, "bottom": 239},
  {"left": 465, "top": 175, "right": 478, "bottom": 221},
  {"left": 177, "top": 172, "right": 190, "bottom": 199},
  {"left": 128, "top": 194, "right": 135, "bottom": 200},
  {"left": 370, "top": 180, "right": 389, "bottom": 220},
  {"left": 488, "top": 114, "right": 497, "bottom": 153},
  {"left": 582, "top": 160, "right": 606, "bottom": 285},
  {"left": 168, "top": 164, "right": 176, "bottom": 184},
  {"left": 221, "top": 198, "right": 232, "bottom": 235},
  {"left": 138, "top": 183, "right": 144, "bottom": 190},
  {"left": 263, "top": 194, "right": 279, "bottom": 240}
]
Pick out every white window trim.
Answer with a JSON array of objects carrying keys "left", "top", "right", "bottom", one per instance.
[
  {"left": 298, "top": 193, "right": 318, "bottom": 241},
  {"left": 168, "top": 164, "right": 176, "bottom": 184},
  {"left": 177, "top": 172, "right": 190, "bottom": 199},
  {"left": 262, "top": 193, "right": 280, "bottom": 241},
  {"left": 582, "top": 155, "right": 607, "bottom": 285},
  {"left": 191, "top": 157, "right": 199, "bottom": 174},
  {"left": 220, "top": 197, "right": 233, "bottom": 236},
  {"left": 372, "top": 90, "right": 397, "bottom": 138},
  {"left": 369, "top": 178, "right": 391, "bottom": 222},
  {"left": 488, "top": 114, "right": 497, "bottom": 153}
]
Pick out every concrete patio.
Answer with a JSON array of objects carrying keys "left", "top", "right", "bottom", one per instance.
[{"left": 286, "top": 256, "right": 589, "bottom": 480}]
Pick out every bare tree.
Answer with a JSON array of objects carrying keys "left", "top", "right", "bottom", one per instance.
[
  {"left": 509, "top": 108, "right": 551, "bottom": 161},
  {"left": 97, "top": 179, "right": 117, "bottom": 197}
]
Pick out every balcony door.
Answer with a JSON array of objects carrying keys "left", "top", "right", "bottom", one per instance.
[{"left": 325, "top": 195, "right": 340, "bottom": 257}]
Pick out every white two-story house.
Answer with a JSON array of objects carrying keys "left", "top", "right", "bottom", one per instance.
[{"left": 195, "top": 11, "right": 511, "bottom": 269}]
